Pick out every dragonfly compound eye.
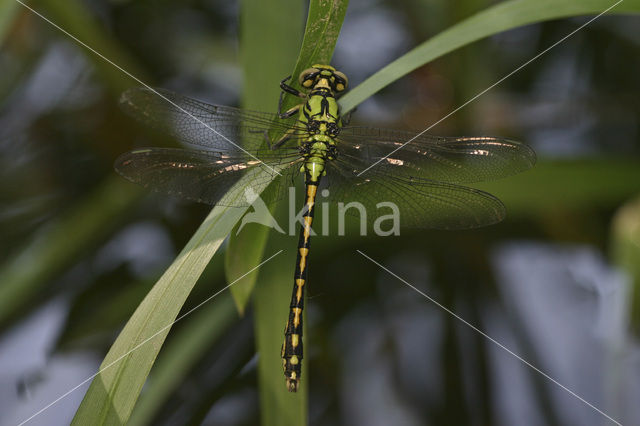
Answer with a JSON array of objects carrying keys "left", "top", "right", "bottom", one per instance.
[
  {"left": 333, "top": 71, "right": 348, "bottom": 92},
  {"left": 299, "top": 67, "right": 319, "bottom": 88}
]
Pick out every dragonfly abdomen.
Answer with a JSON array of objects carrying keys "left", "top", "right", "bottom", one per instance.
[{"left": 282, "top": 178, "right": 320, "bottom": 392}]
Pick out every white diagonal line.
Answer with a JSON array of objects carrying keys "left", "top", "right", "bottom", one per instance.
[
  {"left": 357, "top": 250, "right": 623, "bottom": 426},
  {"left": 357, "top": 0, "right": 624, "bottom": 177},
  {"left": 18, "top": 250, "right": 283, "bottom": 426},
  {"left": 13, "top": 0, "right": 282, "bottom": 176}
]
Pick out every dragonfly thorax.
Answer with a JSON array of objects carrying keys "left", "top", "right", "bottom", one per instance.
[
  {"left": 307, "top": 120, "right": 339, "bottom": 138},
  {"left": 302, "top": 94, "right": 341, "bottom": 126}
]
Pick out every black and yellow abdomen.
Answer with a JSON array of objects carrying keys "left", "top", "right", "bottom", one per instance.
[{"left": 281, "top": 180, "right": 319, "bottom": 392}]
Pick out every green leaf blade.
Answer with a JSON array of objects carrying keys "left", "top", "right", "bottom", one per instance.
[
  {"left": 127, "top": 291, "right": 238, "bottom": 426},
  {"left": 71, "top": 162, "right": 287, "bottom": 424},
  {"left": 71, "top": 204, "right": 246, "bottom": 425},
  {"left": 339, "top": 0, "right": 640, "bottom": 113}
]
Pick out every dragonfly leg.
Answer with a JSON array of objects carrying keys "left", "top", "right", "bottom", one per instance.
[
  {"left": 280, "top": 75, "right": 306, "bottom": 98},
  {"left": 256, "top": 125, "right": 295, "bottom": 150},
  {"left": 278, "top": 91, "right": 302, "bottom": 119},
  {"left": 269, "top": 127, "right": 298, "bottom": 150},
  {"left": 340, "top": 105, "right": 357, "bottom": 126},
  {"left": 341, "top": 110, "right": 353, "bottom": 126},
  {"left": 278, "top": 75, "right": 306, "bottom": 119}
]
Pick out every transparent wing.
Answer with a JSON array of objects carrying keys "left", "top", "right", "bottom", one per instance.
[
  {"left": 115, "top": 148, "right": 303, "bottom": 207},
  {"left": 324, "top": 159, "right": 505, "bottom": 230},
  {"left": 337, "top": 126, "right": 536, "bottom": 183},
  {"left": 120, "top": 87, "right": 308, "bottom": 152}
]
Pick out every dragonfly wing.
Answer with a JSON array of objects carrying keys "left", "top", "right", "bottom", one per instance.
[
  {"left": 338, "top": 127, "right": 536, "bottom": 183},
  {"left": 120, "top": 87, "right": 307, "bottom": 152},
  {"left": 115, "top": 148, "right": 303, "bottom": 207},
  {"left": 325, "top": 160, "right": 505, "bottom": 229}
]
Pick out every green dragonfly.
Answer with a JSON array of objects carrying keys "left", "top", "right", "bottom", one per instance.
[{"left": 115, "top": 65, "right": 536, "bottom": 392}]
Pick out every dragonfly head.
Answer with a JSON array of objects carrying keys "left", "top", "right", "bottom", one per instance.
[{"left": 299, "top": 64, "right": 348, "bottom": 93}]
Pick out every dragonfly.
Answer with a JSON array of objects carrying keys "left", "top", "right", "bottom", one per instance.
[{"left": 115, "top": 64, "right": 536, "bottom": 392}]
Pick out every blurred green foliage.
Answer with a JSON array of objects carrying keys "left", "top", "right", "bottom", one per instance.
[{"left": 1, "top": 0, "right": 640, "bottom": 425}]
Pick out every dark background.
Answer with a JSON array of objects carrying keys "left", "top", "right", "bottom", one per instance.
[{"left": 1, "top": 0, "right": 640, "bottom": 425}]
